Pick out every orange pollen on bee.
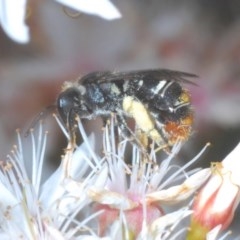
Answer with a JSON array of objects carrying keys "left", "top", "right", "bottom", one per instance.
[{"left": 164, "top": 114, "right": 193, "bottom": 144}]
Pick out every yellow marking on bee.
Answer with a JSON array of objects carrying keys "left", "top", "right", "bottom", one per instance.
[
  {"left": 179, "top": 90, "right": 191, "bottom": 103},
  {"left": 122, "top": 96, "right": 162, "bottom": 142}
]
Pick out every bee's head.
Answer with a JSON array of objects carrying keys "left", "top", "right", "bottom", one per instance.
[{"left": 57, "top": 85, "right": 89, "bottom": 127}]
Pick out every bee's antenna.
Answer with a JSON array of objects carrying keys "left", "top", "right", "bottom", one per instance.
[{"left": 24, "top": 105, "right": 56, "bottom": 137}]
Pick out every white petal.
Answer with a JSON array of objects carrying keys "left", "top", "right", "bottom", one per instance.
[
  {"left": 40, "top": 165, "right": 65, "bottom": 208},
  {"left": 206, "top": 225, "right": 222, "bottom": 240},
  {"left": 55, "top": 0, "right": 121, "bottom": 20},
  {"left": 0, "top": 0, "right": 29, "bottom": 43},
  {"left": 40, "top": 136, "right": 98, "bottom": 208},
  {"left": 78, "top": 237, "right": 111, "bottom": 240},
  {"left": 148, "top": 208, "right": 192, "bottom": 238},
  {"left": 44, "top": 223, "right": 66, "bottom": 240},
  {"left": 146, "top": 168, "right": 211, "bottom": 204},
  {"left": 0, "top": 181, "right": 18, "bottom": 206},
  {"left": 222, "top": 142, "right": 240, "bottom": 186},
  {"left": 88, "top": 187, "right": 138, "bottom": 210},
  {"left": 64, "top": 178, "right": 85, "bottom": 196},
  {"left": 0, "top": 184, "right": 33, "bottom": 238}
]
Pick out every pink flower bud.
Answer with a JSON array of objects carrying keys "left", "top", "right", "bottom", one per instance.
[{"left": 187, "top": 143, "right": 240, "bottom": 239}]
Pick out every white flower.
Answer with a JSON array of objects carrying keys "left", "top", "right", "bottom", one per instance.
[
  {"left": 84, "top": 116, "right": 210, "bottom": 239},
  {"left": 0, "top": 0, "right": 121, "bottom": 44},
  {"left": 0, "top": 0, "right": 29, "bottom": 43},
  {"left": 0, "top": 114, "right": 212, "bottom": 239},
  {"left": 56, "top": 0, "right": 121, "bottom": 20},
  {"left": 0, "top": 123, "right": 107, "bottom": 239}
]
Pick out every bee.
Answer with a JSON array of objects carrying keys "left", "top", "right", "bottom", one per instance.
[{"left": 57, "top": 69, "right": 197, "bottom": 147}]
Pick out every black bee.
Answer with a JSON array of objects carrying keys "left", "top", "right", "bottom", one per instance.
[{"left": 57, "top": 69, "right": 197, "bottom": 147}]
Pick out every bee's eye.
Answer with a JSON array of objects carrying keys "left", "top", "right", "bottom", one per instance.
[{"left": 57, "top": 88, "right": 80, "bottom": 124}]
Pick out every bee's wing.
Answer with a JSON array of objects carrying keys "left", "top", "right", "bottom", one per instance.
[
  {"left": 137, "top": 69, "right": 198, "bottom": 85},
  {"left": 80, "top": 71, "right": 112, "bottom": 84},
  {"left": 80, "top": 69, "right": 198, "bottom": 85}
]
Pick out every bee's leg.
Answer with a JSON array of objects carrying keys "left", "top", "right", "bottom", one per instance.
[
  {"left": 115, "top": 114, "right": 132, "bottom": 139},
  {"left": 115, "top": 115, "right": 149, "bottom": 156},
  {"left": 154, "top": 122, "right": 171, "bottom": 153},
  {"left": 66, "top": 110, "right": 77, "bottom": 149}
]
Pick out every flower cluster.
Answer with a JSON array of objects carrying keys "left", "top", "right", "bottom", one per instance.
[{"left": 0, "top": 115, "right": 216, "bottom": 239}]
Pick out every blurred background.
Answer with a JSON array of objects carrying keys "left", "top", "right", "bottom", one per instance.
[{"left": 1, "top": 0, "right": 240, "bottom": 237}]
